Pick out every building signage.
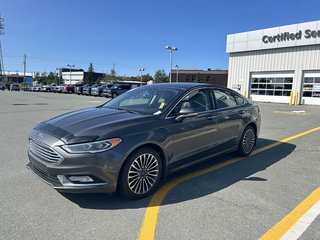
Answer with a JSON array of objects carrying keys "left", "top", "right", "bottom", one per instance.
[
  {"left": 226, "top": 20, "right": 320, "bottom": 53},
  {"left": 262, "top": 29, "right": 320, "bottom": 43}
]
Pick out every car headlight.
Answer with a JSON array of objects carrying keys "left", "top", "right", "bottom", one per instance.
[{"left": 61, "top": 138, "right": 122, "bottom": 154}]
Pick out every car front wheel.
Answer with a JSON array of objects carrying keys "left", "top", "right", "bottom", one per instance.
[
  {"left": 118, "top": 148, "right": 162, "bottom": 199},
  {"left": 238, "top": 125, "right": 256, "bottom": 156}
]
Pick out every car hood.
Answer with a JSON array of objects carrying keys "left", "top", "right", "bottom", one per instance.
[{"left": 34, "top": 107, "right": 154, "bottom": 144}]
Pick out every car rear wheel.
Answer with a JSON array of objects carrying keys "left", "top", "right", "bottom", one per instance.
[
  {"left": 238, "top": 125, "right": 256, "bottom": 156},
  {"left": 118, "top": 148, "right": 162, "bottom": 199},
  {"left": 112, "top": 93, "right": 117, "bottom": 98}
]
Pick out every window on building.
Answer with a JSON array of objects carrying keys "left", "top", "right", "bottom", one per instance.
[
  {"left": 250, "top": 77, "right": 293, "bottom": 96},
  {"left": 302, "top": 77, "right": 320, "bottom": 98}
]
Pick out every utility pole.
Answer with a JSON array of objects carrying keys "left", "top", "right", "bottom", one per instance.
[{"left": 23, "top": 54, "right": 26, "bottom": 85}]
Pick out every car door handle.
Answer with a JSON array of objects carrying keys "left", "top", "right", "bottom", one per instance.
[
  {"left": 224, "top": 115, "right": 230, "bottom": 120},
  {"left": 239, "top": 110, "right": 245, "bottom": 115}
]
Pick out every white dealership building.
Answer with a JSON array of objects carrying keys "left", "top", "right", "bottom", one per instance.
[{"left": 227, "top": 20, "right": 320, "bottom": 105}]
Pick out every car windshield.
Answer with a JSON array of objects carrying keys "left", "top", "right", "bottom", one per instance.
[{"left": 103, "top": 85, "right": 183, "bottom": 115}]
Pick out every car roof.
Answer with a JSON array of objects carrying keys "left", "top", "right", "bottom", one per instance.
[{"left": 144, "top": 82, "right": 215, "bottom": 90}]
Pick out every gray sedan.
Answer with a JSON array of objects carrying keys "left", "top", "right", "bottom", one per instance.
[{"left": 27, "top": 83, "right": 261, "bottom": 199}]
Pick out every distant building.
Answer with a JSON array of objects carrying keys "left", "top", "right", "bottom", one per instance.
[
  {"left": 59, "top": 68, "right": 85, "bottom": 84},
  {"left": 1, "top": 71, "right": 34, "bottom": 83},
  {"left": 171, "top": 69, "right": 228, "bottom": 87},
  {"left": 59, "top": 68, "right": 104, "bottom": 84}
]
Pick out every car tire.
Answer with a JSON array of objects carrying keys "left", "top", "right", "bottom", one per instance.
[
  {"left": 99, "top": 92, "right": 102, "bottom": 97},
  {"left": 237, "top": 125, "right": 256, "bottom": 156},
  {"left": 68, "top": 90, "right": 72, "bottom": 94},
  {"left": 2, "top": 87, "right": 5, "bottom": 91},
  {"left": 112, "top": 93, "right": 117, "bottom": 98},
  {"left": 118, "top": 147, "right": 162, "bottom": 199}
]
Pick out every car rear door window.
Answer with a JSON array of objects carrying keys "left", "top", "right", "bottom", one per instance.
[{"left": 213, "top": 89, "right": 237, "bottom": 109}]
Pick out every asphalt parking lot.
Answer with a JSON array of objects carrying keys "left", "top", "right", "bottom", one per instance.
[{"left": 0, "top": 91, "right": 319, "bottom": 240}]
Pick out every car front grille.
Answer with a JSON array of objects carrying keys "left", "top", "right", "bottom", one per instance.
[{"left": 29, "top": 139, "right": 63, "bottom": 163}]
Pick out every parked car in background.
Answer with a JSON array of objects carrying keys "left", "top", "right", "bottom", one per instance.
[
  {"left": 62, "top": 83, "right": 83, "bottom": 94},
  {"left": 26, "top": 83, "right": 261, "bottom": 199},
  {"left": 83, "top": 83, "right": 101, "bottom": 96},
  {"left": 102, "top": 84, "right": 131, "bottom": 98},
  {"left": 33, "top": 85, "right": 43, "bottom": 92},
  {"left": 10, "top": 84, "right": 20, "bottom": 91},
  {"left": 53, "top": 84, "right": 66, "bottom": 93},
  {"left": 0, "top": 83, "right": 6, "bottom": 91},
  {"left": 76, "top": 84, "right": 90, "bottom": 95},
  {"left": 41, "top": 84, "right": 57, "bottom": 92},
  {"left": 91, "top": 84, "right": 113, "bottom": 97}
]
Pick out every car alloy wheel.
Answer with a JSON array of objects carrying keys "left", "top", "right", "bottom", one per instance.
[
  {"left": 128, "top": 153, "right": 159, "bottom": 195},
  {"left": 119, "top": 148, "right": 162, "bottom": 199},
  {"left": 238, "top": 125, "right": 256, "bottom": 156}
]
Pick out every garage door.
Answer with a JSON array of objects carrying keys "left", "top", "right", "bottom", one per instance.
[
  {"left": 302, "top": 71, "right": 320, "bottom": 105},
  {"left": 249, "top": 72, "right": 294, "bottom": 103}
]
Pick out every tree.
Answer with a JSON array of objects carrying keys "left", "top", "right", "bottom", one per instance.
[
  {"left": 141, "top": 73, "right": 153, "bottom": 83},
  {"left": 84, "top": 63, "right": 95, "bottom": 84},
  {"left": 154, "top": 69, "right": 168, "bottom": 83},
  {"left": 110, "top": 68, "right": 116, "bottom": 77}
]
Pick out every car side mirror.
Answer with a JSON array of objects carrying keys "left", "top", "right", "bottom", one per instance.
[{"left": 175, "top": 107, "right": 198, "bottom": 121}]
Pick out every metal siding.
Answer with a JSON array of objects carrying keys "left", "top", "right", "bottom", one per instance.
[{"left": 228, "top": 45, "right": 320, "bottom": 102}]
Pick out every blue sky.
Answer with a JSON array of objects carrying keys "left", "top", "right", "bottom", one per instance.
[{"left": 1, "top": 0, "right": 320, "bottom": 76}]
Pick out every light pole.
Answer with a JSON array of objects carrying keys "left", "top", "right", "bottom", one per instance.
[
  {"left": 174, "top": 64, "right": 179, "bottom": 82},
  {"left": 139, "top": 68, "right": 145, "bottom": 83},
  {"left": 66, "top": 64, "right": 75, "bottom": 84},
  {"left": 56, "top": 68, "right": 60, "bottom": 84},
  {"left": 165, "top": 46, "right": 178, "bottom": 83}
]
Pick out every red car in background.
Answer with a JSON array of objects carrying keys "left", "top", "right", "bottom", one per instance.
[{"left": 62, "top": 83, "right": 83, "bottom": 94}]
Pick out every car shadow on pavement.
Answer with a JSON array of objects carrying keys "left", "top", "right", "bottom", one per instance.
[{"left": 61, "top": 138, "right": 295, "bottom": 209}]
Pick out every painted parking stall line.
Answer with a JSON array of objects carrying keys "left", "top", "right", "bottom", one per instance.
[
  {"left": 260, "top": 188, "right": 320, "bottom": 240},
  {"left": 138, "top": 126, "right": 320, "bottom": 240},
  {"left": 281, "top": 200, "right": 320, "bottom": 240}
]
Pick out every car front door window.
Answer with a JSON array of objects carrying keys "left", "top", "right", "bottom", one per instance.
[{"left": 171, "top": 89, "right": 213, "bottom": 116}]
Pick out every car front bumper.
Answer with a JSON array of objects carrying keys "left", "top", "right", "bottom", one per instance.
[{"left": 26, "top": 130, "right": 125, "bottom": 193}]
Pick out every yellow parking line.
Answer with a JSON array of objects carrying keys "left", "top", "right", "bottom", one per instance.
[
  {"left": 259, "top": 187, "right": 320, "bottom": 240},
  {"left": 138, "top": 126, "right": 320, "bottom": 240}
]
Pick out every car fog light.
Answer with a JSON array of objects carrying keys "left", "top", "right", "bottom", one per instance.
[{"left": 68, "top": 176, "right": 94, "bottom": 183}]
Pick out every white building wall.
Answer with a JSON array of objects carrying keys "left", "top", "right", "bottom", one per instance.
[
  {"left": 61, "top": 71, "right": 84, "bottom": 84},
  {"left": 227, "top": 44, "right": 320, "bottom": 103}
]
